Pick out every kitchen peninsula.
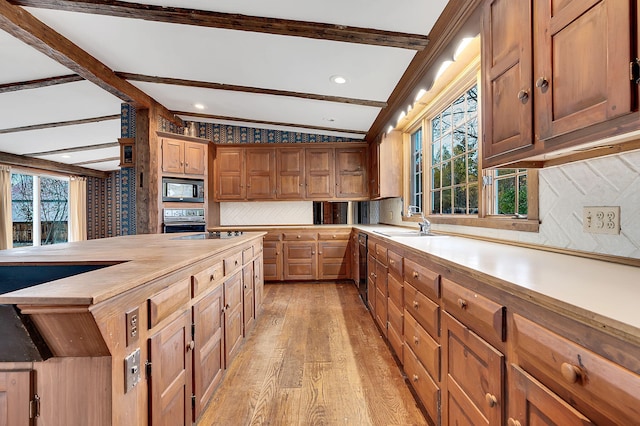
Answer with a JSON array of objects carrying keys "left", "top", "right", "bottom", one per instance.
[{"left": 0, "top": 232, "right": 265, "bottom": 426}]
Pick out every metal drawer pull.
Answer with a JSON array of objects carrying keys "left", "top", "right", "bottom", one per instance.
[
  {"left": 507, "top": 418, "right": 521, "bottom": 426},
  {"left": 210, "top": 274, "right": 215, "bottom": 282},
  {"left": 457, "top": 298, "right": 468, "bottom": 309},
  {"left": 413, "top": 301, "right": 419, "bottom": 309},
  {"left": 561, "top": 362, "right": 583, "bottom": 384},
  {"left": 412, "top": 374, "right": 419, "bottom": 382},
  {"left": 485, "top": 393, "right": 498, "bottom": 408},
  {"left": 413, "top": 336, "right": 419, "bottom": 345},
  {"left": 412, "top": 271, "right": 419, "bottom": 278},
  {"left": 187, "top": 341, "right": 195, "bottom": 351}
]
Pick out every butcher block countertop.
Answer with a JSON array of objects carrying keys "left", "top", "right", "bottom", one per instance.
[{"left": 0, "top": 232, "right": 265, "bottom": 306}]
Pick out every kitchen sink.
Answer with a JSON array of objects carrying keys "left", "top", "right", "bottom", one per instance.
[{"left": 373, "top": 230, "right": 446, "bottom": 238}]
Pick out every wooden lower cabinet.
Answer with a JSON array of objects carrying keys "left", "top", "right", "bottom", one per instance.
[
  {"left": 0, "top": 370, "right": 32, "bottom": 426},
  {"left": 253, "top": 257, "right": 264, "bottom": 315},
  {"left": 192, "top": 285, "right": 224, "bottom": 420},
  {"left": 318, "top": 240, "right": 350, "bottom": 279},
  {"left": 148, "top": 310, "right": 193, "bottom": 426},
  {"left": 443, "top": 312, "right": 504, "bottom": 426},
  {"left": 263, "top": 239, "right": 282, "bottom": 281},
  {"left": 283, "top": 241, "right": 317, "bottom": 280},
  {"left": 243, "top": 262, "right": 255, "bottom": 333},
  {"left": 224, "top": 272, "right": 244, "bottom": 367},
  {"left": 404, "top": 345, "right": 440, "bottom": 425}
]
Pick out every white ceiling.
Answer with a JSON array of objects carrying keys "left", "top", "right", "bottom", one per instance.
[{"left": 0, "top": 0, "right": 461, "bottom": 173}]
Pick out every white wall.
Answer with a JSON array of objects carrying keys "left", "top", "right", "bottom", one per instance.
[
  {"left": 220, "top": 201, "right": 313, "bottom": 226},
  {"left": 379, "top": 150, "right": 640, "bottom": 259}
]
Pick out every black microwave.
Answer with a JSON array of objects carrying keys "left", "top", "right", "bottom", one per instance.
[{"left": 162, "top": 177, "right": 205, "bottom": 203}]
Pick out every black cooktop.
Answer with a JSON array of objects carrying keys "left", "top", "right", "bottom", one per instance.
[{"left": 170, "top": 231, "right": 244, "bottom": 240}]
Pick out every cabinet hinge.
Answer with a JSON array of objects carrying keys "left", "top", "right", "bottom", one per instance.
[
  {"left": 191, "top": 323, "right": 196, "bottom": 340},
  {"left": 191, "top": 394, "right": 196, "bottom": 409},
  {"left": 482, "top": 175, "right": 493, "bottom": 187},
  {"left": 145, "top": 361, "right": 152, "bottom": 378},
  {"left": 29, "top": 394, "right": 40, "bottom": 419},
  {"left": 630, "top": 59, "right": 640, "bottom": 84}
]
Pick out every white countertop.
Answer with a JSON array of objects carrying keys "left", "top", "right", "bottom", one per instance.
[{"left": 356, "top": 225, "right": 640, "bottom": 339}]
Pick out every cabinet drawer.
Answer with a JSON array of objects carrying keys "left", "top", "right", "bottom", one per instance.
[
  {"left": 375, "top": 244, "right": 388, "bottom": 265},
  {"left": 404, "top": 282, "right": 439, "bottom": 340},
  {"left": 404, "top": 258, "right": 439, "bottom": 301},
  {"left": 283, "top": 232, "right": 317, "bottom": 241},
  {"left": 405, "top": 310, "right": 440, "bottom": 382},
  {"left": 404, "top": 345, "right": 440, "bottom": 425},
  {"left": 442, "top": 278, "right": 505, "bottom": 346},
  {"left": 242, "top": 246, "right": 254, "bottom": 264},
  {"left": 191, "top": 260, "right": 224, "bottom": 298},
  {"left": 224, "top": 251, "right": 243, "bottom": 276},
  {"left": 148, "top": 278, "right": 190, "bottom": 328},
  {"left": 264, "top": 232, "right": 282, "bottom": 241},
  {"left": 387, "top": 272, "right": 403, "bottom": 309},
  {"left": 387, "top": 298, "right": 403, "bottom": 337},
  {"left": 317, "top": 231, "right": 350, "bottom": 240},
  {"left": 387, "top": 320, "right": 404, "bottom": 364},
  {"left": 387, "top": 250, "right": 402, "bottom": 280},
  {"left": 513, "top": 314, "right": 640, "bottom": 426}
]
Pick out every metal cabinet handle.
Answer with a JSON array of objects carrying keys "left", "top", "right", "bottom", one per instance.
[
  {"left": 412, "top": 271, "right": 419, "bottom": 279},
  {"left": 458, "top": 298, "right": 468, "bottom": 309},
  {"left": 413, "top": 336, "right": 419, "bottom": 345},
  {"left": 209, "top": 274, "right": 215, "bottom": 282},
  {"left": 517, "top": 89, "right": 529, "bottom": 103},
  {"left": 535, "top": 77, "right": 549, "bottom": 90},
  {"left": 187, "top": 341, "right": 195, "bottom": 351},
  {"left": 413, "top": 300, "right": 419, "bottom": 309},
  {"left": 508, "top": 419, "right": 522, "bottom": 426},
  {"left": 412, "top": 374, "right": 419, "bottom": 382}
]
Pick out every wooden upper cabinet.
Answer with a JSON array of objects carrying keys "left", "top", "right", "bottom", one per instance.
[
  {"left": 335, "top": 147, "right": 368, "bottom": 199},
  {"left": 481, "top": 0, "right": 639, "bottom": 168},
  {"left": 246, "top": 148, "right": 276, "bottom": 200},
  {"left": 369, "top": 140, "right": 380, "bottom": 199},
  {"left": 482, "top": 0, "right": 533, "bottom": 164},
  {"left": 277, "top": 148, "right": 305, "bottom": 199},
  {"left": 305, "top": 148, "right": 335, "bottom": 199},
  {"left": 215, "top": 147, "right": 245, "bottom": 201},
  {"left": 533, "top": 0, "right": 633, "bottom": 140},
  {"left": 162, "top": 138, "right": 206, "bottom": 175},
  {"left": 375, "top": 131, "right": 402, "bottom": 199}
]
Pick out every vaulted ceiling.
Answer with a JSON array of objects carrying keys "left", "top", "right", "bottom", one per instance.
[{"left": 0, "top": 0, "right": 481, "bottom": 174}]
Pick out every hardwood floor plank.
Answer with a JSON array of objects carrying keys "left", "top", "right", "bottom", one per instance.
[{"left": 198, "top": 282, "right": 427, "bottom": 426}]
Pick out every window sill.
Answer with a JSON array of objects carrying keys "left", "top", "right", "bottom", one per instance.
[{"left": 404, "top": 215, "right": 539, "bottom": 233}]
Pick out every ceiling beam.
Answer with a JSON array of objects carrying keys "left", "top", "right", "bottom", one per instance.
[
  {"left": 117, "top": 72, "right": 387, "bottom": 109},
  {"left": 0, "top": 0, "right": 182, "bottom": 125},
  {"left": 175, "top": 111, "right": 367, "bottom": 137},
  {"left": 365, "top": 0, "right": 484, "bottom": 142},
  {"left": 0, "top": 114, "right": 120, "bottom": 134},
  {"left": 10, "top": 0, "right": 429, "bottom": 50},
  {"left": 27, "top": 141, "right": 119, "bottom": 156},
  {"left": 0, "top": 150, "right": 109, "bottom": 178},
  {"left": 0, "top": 74, "right": 83, "bottom": 93},
  {"left": 73, "top": 156, "right": 119, "bottom": 166}
]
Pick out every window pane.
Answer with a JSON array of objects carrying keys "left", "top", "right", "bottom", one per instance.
[
  {"left": 469, "top": 184, "right": 479, "bottom": 214},
  {"left": 454, "top": 186, "right": 467, "bottom": 214},
  {"left": 452, "top": 94, "right": 466, "bottom": 126},
  {"left": 496, "top": 177, "right": 516, "bottom": 214},
  {"left": 453, "top": 156, "right": 466, "bottom": 186},
  {"left": 467, "top": 151, "right": 478, "bottom": 183},
  {"left": 518, "top": 175, "right": 528, "bottom": 215},
  {"left": 467, "top": 85, "right": 478, "bottom": 113},
  {"left": 40, "top": 177, "right": 68, "bottom": 245},
  {"left": 442, "top": 189, "right": 452, "bottom": 214},
  {"left": 11, "top": 174, "right": 33, "bottom": 247},
  {"left": 442, "top": 161, "right": 452, "bottom": 187},
  {"left": 467, "top": 117, "right": 478, "bottom": 151},
  {"left": 453, "top": 128, "right": 466, "bottom": 156},
  {"left": 432, "top": 115, "right": 441, "bottom": 140},
  {"left": 432, "top": 191, "right": 441, "bottom": 214},
  {"left": 441, "top": 133, "right": 452, "bottom": 161},
  {"left": 497, "top": 169, "right": 515, "bottom": 176},
  {"left": 432, "top": 166, "right": 441, "bottom": 189},
  {"left": 441, "top": 105, "right": 452, "bottom": 134},
  {"left": 432, "top": 140, "right": 441, "bottom": 165}
]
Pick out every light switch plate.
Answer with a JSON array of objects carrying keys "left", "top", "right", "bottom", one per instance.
[
  {"left": 124, "top": 348, "right": 141, "bottom": 393},
  {"left": 583, "top": 206, "right": 621, "bottom": 235}
]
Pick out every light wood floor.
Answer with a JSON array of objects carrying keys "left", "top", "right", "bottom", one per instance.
[{"left": 198, "top": 282, "right": 427, "bottom": 426}]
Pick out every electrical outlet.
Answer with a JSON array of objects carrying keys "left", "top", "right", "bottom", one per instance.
[
  {"left": 583, "top": 206, "right": 620, "bottom": 235},
  {"left": 388, "top": 211, "right": 393, "bottom": 221}
]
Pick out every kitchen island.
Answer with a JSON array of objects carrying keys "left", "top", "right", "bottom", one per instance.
[{"left": 0, "top": 231, "right": 265, "bottom": 426}]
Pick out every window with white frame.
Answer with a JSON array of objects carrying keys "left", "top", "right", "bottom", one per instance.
[{"left": 410, "top": 128, "right": 423, "bottom": 212}]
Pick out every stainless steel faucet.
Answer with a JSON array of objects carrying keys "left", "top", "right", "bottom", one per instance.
[{"left": 407, "top": 205, "right": 431, "bottom": 235}]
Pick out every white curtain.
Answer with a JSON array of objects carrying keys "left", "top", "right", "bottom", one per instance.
[
  {"left": 69, "top": 176, "right": 87, "bottom": 242},
  {"left": 0, "top": 166, "right": 12, "bottom": 250}
]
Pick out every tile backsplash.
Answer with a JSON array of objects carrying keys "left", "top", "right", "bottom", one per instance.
[
  {"left": 379, "top": 150, "right": 640, "bottom": 260},
  {"left": 220, "top": 201, "right": 313, "bottom": 226}
]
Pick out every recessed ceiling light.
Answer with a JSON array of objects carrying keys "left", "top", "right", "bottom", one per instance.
[
  {"left": 61, "top": 154, "right": 71, "bottom": 159},
  {"left": 435, "top": 60, "right": 454, "bottom": 81},
  {"left": 194, "top": 103, "right": 206, "bottom": 110},
  {"left": 322, "top": 117, "right": 336, "bottom": 122},
  {"left": 415, "top": 88, "right": 427, "bottom": 101},
  {"left": 454, "top": 37, "right": 474, "bottom": 60},
  {"left": 330, "top": 75, "right": 347, "bottom": 85}
]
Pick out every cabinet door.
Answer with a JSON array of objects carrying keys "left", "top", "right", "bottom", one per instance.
[
  {"left": 482, "top": 0, "right": 533, "bottom": 164},
  {"left": 534, "top": 0, "right": 634, "bottom": 140},
  {"left": 317, "top": 240, "right": 349, "bottom": 279},
  {"left": 192, "top": 285, "right": 224, "bottom": 421},
  {"left": 149, "top": 310, "right": 192, "bottom": 426},
  {"left": 216, "top": 148, "right": 245, "bottom": 200},
  {"left": 253, "top": 257, "right": 264, "bottom": 314},
  {"left": 263, "top": 240, "right": 282, "bottom": 281},
  {"left": 374, "top": 259, "right": 388, "bottom": 336},
  {"left": 224, "top": 272, "right": 244, "bottom": 366},
  {"left": 277, "top": 148, "right": 305, "bottom": 199},
  {"left": 369, "top": 140, "right": 380, "bottom": 198},
  {"left": 283, "top": 241, "right": 317, "bottom": 280},
  {"left": 367, "top": 253, "right": 377, "bottom": 313},
  {"left": 443, "top": 312, "right": 504, "bottom": 426},
  {"left": 509, "top": 364, "right": 594, "bottom": 426},
  {"left": 246, "top": 148, "right": 276, "bottom": 200},
  {"left": 183, "top": 142, "right": 205, "bottom": 175},
  {"left": 0, "top": 370, "right": 32, "bottom": 426},
  {"left": 162, "top": 139, "right": 185, "bottom": 173},
  {"left": 242, "top": 262, "right": 255, "bottom": 333},
  {"left": 305, "top": 148, "right": 334, "bottom": 199},
  {"left": 335, "top": 147, "right": 368, "bottom": 198}
]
